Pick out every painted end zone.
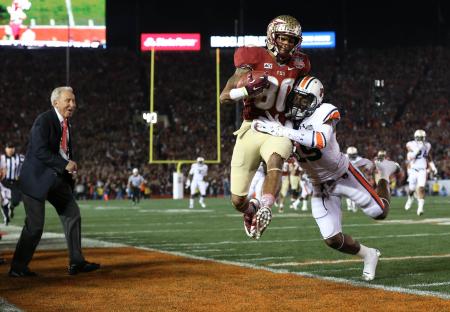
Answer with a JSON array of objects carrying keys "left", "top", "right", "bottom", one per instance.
[{"left": 0, "top": 247, "right": 449, "bottom": 311}]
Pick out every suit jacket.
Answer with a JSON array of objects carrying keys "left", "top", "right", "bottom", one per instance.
[{"left": 19, "top": 109, "right": 75, "bottom": 200}]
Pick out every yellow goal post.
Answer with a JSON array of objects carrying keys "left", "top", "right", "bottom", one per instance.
[{"left": 148, "top": 48, "right": 222, "bottom": 174}]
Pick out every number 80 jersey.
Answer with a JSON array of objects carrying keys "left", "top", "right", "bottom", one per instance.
[
  {"left": 293, "top": 103, "right": 349, "bottom": 184},
  {"left": 234, "top": 47, "right": 311, "bottom": 122}
]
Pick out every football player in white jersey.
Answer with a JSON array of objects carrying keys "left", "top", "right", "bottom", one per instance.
[
  {"left": 404, "top": 130, "right": 438, "bottom": 215},
  {"left": 252, "top": 75, "right": 399, "bottom": 281},
  {"left": 185, "top": 157, "right": 209, "bottom": 208}
]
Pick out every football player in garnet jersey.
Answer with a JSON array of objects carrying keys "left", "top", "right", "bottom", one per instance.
[
  {"left": 220, "top": 15, "right": 311, "bottom": 239},
  {"left": 252, "top": 75, "right": 400, "bottom": 281}
]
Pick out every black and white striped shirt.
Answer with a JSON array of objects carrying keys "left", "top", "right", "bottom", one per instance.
[{"left": 1, "top": 154, "right": 25, "bottom": 181}]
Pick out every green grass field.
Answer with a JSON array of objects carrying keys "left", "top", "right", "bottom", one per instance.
[
  {"left": 7, "top": 196, "right": 450, "bottom": 298},
  {"left": 0, "top": 0, "right": 105, "bottom": 26}
]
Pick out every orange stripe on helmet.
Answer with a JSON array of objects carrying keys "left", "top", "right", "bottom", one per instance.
[
  {"left": 348, "top": 164, "right": 385, "bottom": 209},
  {"left": 299, "top": 76, "right": 313, "bottom": 89}
]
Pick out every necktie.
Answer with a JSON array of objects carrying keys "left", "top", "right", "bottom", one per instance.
[{"left": 61, "top": 119, "right": 68, "bottom": 153}]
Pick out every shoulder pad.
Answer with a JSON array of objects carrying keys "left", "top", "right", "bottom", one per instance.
[{"left": 234, "top": 47, "right": 265, "bottom": 69}]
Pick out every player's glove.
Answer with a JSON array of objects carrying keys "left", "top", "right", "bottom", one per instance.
[
  {"left": 185, "top": 179, "right": 191, "bottom": 189},
  {"left": 251, "top": 119, "right": 286, "bottom": 137},
  {"left": 244, "top": 72, "right": 269, "bottom": 97}
]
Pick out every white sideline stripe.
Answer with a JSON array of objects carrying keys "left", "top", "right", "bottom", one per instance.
[
  {"left": 2, "top": 226, "right": 449, "bottom": 300},
  {"left": 240, "top": 256, "right": 295, "bottom": 261},
  {"left": 65, "top": 0, "right": 75, "bottom": 27},
  {"left": 209, "top": 253, "right": 261, "bottom": 257},
  {"left": 268, "top": 254, "right": 450, "bottom": 267},
  {"left": 134, "top": 246, "right": 450, "bottom": 300},
  {"left": 148, "top": 231, "right": 450, "bottom": 247},
  {"left": 409, "top": 281, "right": 450, "bottom": 287}
]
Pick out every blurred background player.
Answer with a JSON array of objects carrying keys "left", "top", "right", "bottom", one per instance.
[
  {"left": 185, "top": 157, "right": 208, "bottom": 208},
  {"left": 219, "top": 15, "right": 310, "bottom": 239},
  {"left": 404, "top": 129, "right": 438, "bottom": 216},
  {"left": 6, "top": 0, "right": 29, "bottom": 40},
  {"left": 374, "top": 150, "right": 403, "bottom": 195},
  {"left": 252, "top": 75, "right": 399, "bottom": 281},
  {"left": 128, "top": 168, "right": 144, "bottom": 205},
  {"left": 299, "top": 171, "right": 313, "bottom": 211},
  {"left": 275, "top": 160, "right": 290, "bottom": 213},
  {"left": 1, "top": 142, "right": 25, "bottom": 220},
  {"left": 344, "top": 146, "right": 374, "bottom": 212},
  {"left": 247, "top": 162, "right": 266, "bottom": 202},
  {"left": 288, "top": 156, "right": 301, "bottom": 210}
]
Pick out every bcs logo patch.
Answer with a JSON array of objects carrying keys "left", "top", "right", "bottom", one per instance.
[{"left": 264, "top": 63, "right": 273, "bottom": 69}]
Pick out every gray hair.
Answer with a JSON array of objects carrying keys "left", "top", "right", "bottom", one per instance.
[{"left": 50, "top": 86, "right": 73, "bottom": 106}]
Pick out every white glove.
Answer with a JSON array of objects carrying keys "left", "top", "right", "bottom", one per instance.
[
  {"left": 185, "top": 179, "right": 191, "bottom": 189},
  {"left": 251, "top": 119, "right": 285, "bottom": 137}
]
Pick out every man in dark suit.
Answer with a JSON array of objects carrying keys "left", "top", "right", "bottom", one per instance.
[{"left": 9, "top": 86, "right": 100, "bottom": 277}]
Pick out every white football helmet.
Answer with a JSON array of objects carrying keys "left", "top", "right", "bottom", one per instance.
[
  {"left": 197, "top": 157, "right": 204, "bottom": 164},
  {"left": 346, "top": 147, "right": 358, "bottom": 160},
  {"left": 132, "top": 168, "right": 139, "bottom": 175},
  {"left": 266, "top": 15, "right": 302, "bottom": 57},
  {"left": 414, "top": 129, "right": 426, "bottom": 141},
  {"left": 287, "top": 75, "right": 324, "bottom": 120},
  {"left": 377, "top": 150, "right": 387, "bottom": 160}
]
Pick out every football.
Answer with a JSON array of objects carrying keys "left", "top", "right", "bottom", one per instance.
[{"left": 237, "top": 70, "right": 268, "bottom": 88}]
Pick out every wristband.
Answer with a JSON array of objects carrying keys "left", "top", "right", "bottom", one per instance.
[{"left": 229, "top": 87, "right": 248, "bottom": 101}]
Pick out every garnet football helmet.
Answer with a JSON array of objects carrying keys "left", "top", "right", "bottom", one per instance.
[
  {"left": 266, "top": 15, "right": 302, "bottom": 57},
  {"left": 414, "top": 129, "right": 426, "bottom": 141},
  {"left": 286, "top": 75, "right": 324, "bottom": 121}
]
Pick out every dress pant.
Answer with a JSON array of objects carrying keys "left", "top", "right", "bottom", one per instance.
[{"left": 11, "top": 176, "right": 85, "bottom": 271}]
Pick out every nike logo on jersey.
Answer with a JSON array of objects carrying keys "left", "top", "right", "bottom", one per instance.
[{"left": 287, "top": 67, "right": 295, "bottom": 70}]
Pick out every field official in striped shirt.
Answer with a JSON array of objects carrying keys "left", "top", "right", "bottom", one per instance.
[{"left": 1, "top": 142, "right": 25, "bottom": 223}]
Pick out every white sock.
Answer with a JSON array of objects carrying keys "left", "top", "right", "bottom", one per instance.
[
  {"left": 189, "top": 198, "right": 194, "bottom": 207},
  {"left": 418, "top": 198, "right": 424, "bottom": 210},
  {"left": 357, "top": 244, "right": 371, "bottom": 259}
]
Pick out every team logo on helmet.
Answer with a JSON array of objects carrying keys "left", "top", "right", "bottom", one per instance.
[{"left": 266, "top": 15, "right": 302, "bottom": 57}]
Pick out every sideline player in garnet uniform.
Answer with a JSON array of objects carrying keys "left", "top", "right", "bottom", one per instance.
[
  {"left": 220, "top": 15, "right": 310, "bottom": 239},
  {"left": 252, "top": 75, "right": 399, "bottom": 281}
]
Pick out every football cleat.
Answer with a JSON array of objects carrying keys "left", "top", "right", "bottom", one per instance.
[
  {"left": 404, "top": 197, "right": 413, "bottom": 210},
  {"left": 243, "top": 199, "right": 260, "bottom": 238},
  {"left": 362, "top": 248, "right": 381, "bottom": 281},
  {"left": 417, "top": 207, "right": 424, "bottom": 216},
  {"left": 254, "top": 206, "right": 272, "bottom": 240}
]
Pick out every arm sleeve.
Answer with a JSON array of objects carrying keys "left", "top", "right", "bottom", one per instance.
[{"left": 282, "top": 123, "right": 333, "bottom": 149}]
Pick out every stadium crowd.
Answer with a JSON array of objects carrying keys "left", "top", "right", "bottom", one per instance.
[{"left": 0, "top": 45, "right": 448, "bottom": 199}]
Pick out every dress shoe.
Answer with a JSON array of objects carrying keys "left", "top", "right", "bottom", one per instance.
[
  {"left": 68, "top": 261, "right": 100, "bottom": 275},
  {"left": 9, "top": 267, "right": 37, "bottom": 277}
]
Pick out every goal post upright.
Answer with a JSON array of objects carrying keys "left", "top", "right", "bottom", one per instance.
[{"left": 147, "top": 47, "right": 222, "bottom": 198}]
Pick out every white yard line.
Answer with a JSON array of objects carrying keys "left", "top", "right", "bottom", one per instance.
[
  {"left": 269, "top": 254, "right": 450, "bottom": 267},
  {"left": 2, "top": 226, "right": 450, "bottom": 301},
  {"left": 409, "top": 281, "right": 450, "bottom": 287},
  {"left": 64, "top": 0, "right": 75, "bottom": 27},
  {"left": 134, "top": 246, "right": 450, "bottom": 300}
]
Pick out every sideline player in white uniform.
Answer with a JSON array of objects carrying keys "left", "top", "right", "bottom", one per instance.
[
  {"left": 247, "top": 162, "right": 266, "bottom": 202},
  {"left": 404, "top": 130, "right": 438, "bottom": 215},
  {"left": 252, "top": 75, "right": 399, "bottom": 281},
  {"left": 185, "top": 157, "right": 208, "bottom": 208},
  {"left": 128, "top": 168, "right": 145, "bottom": 205}
]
